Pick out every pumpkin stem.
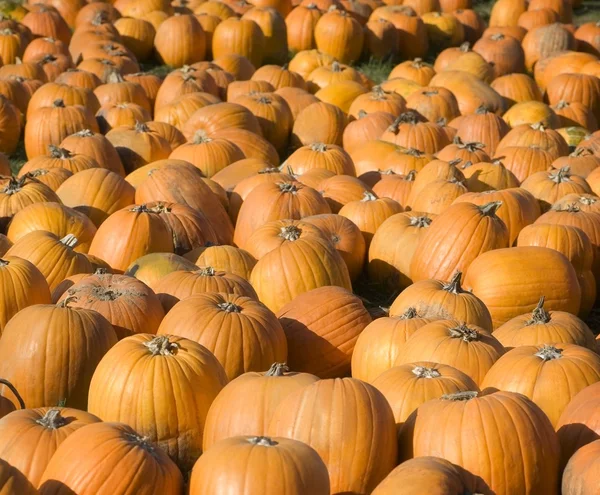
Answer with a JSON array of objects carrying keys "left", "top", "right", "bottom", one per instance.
[
  {"left": 105, "top": 69, "right": 126, "bottom": 84},
  {"left": 461, "top": 160, "right": 473, "bottom": 169},
  {"left": 144, "top": 335, "right": 180, "bottom": 356},
  {"left": 361, "top": 191, "right": 377, "bottom": 202},
  {"left": 0, "top": 259, "right": 9, "bottom": 267},
  {"left": 130, "top": 204, "right": 151, "bottom": 213},
  {"left": 258, "top": 167, "right": 280, "bottom": 175},
  {"left": 197, "top": 266, "right": 216, "bottom": 276},
  {"left": 257, "top": 95, "right": 272, "bottom": 105},
  {"left": 265, "top": 362, "right": 289, "bottom": 376},
  {"left": 57, "top": 295, "right": 78, "bottom": 308},
  {"left": 371, "top": 85, "right": 386, "bottom": 100},
  {"left": 134, "top": 121, "right": 150, "bottom": 133},
  {"left": 193, "top": 130, "right": 212, "bottom": 144},
  {"left": 571, "top": 147, "right": 591, "bottom": 157},
  {"left": 555, "top": 100, "right": 570, "bottom": 110},
  {"left": 279, "top": 224, "right": 302, "bottom": 241},
  {"left": 48, "top": 145, "right": 72, "bottom": 159},
  {"left": 73, "top": 129, "right": 95, "bottom": 137},
  {"left": 124, "top": 432, "right": 156, "bottom": 452},
  {"left": 459, "top": 41, "right": 471, "bottom": 52},
  {"left": 409, "top": 215, "right": 432, "bottom": 228},
  {"left": 53, "top": 98, "right": 66, "bottom": 108},
  {"left": 527, "top": 296, "right": 551, "bottom": 325},
  {"left": 442, "top": 391, "right": 478, "bottom": 401},
  {"left": 531, "top": 122, "right": 546, "bottom": 131},
  {"left": 278, "top": 182, "right": 299, "bottom": 193},
  {"left": 405, "top": 170, "right": 417, "bottom": 181},
  {"left": 310, "top": 142, "right": 328, "bottom": 153},
  {"left": 36, "top": 409, "right": 68, "bottom": 429},
  {"left": 464, "top": 141, "right": 486, "bottom": 151},
  {"left": 3, "top": 176, "right": 28, "bottom": 195},
  {"left": 60, "top": 234, "right": 79, "bottom": 249},
  {"left": 490, "top": 32, "right": 505, "bottom": 41},
  {"left": 448, "top": 323, "right": 480, "bottom": 342},
  {"left": 535, "top": 344, "right": 563, "bottom": 361},
  {"left": 357, "top": 109, "right": 368, "bottom": 119},
  {"left": 331, "top": 61, "right": 342, "bottom": 72},
  {"left": 412, "top": 366, "right": 441, "bottom": 378},
  {"left": 217, "top": 301, "right": 242, "bottom": 313},
  {"left": 478, "top": 201, "right": 502, "bottom": 216},
  {"left": 475, "top": 104, "right": 490, "bottom": 115},
  {"left": 399, "top": 307, "right": 419, "bottom": 319},
  {"left": 412, "top": 57, "right": 423, "bottom": 67},
  {"left": 91, "top": 10, "right": 110, "bottom": 25},
  {"left": 442, "top": 272, "right": 464, "bottom": 294},
  {"left": 405, "top": 148, "right": 425, "bottom": 157},
  {"left": 422, "top": 89, "right": 439, "bottom": 96},
  {"left": 550, "top": 166, "right": 571, "bottom": 183},
  {"left": 248, "top": 436, "right": 278, "bottom": 447},
  {"left": 579, "top": 195, "right": 597, "bottom": 206},
  {"left": 0, "top": 379, "right": 25, "bottom": 409}
]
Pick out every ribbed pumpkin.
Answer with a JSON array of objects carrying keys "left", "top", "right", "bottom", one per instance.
[
  {"left": 394, "top": 320, "right": 504, "bottom": 384},
  {"left": 0, "top": 299, "right": 117, "bottom": 410},
  {"left": 286, "top": 5, "right": 321, "bottom": 52},
  {"left": 314, "top": 9, "right": 364, "bottom": 64},
  {"left": 437, "top": 138, "right": 490, "bottom": 166},
  {"left": 202, "top": 363, "right": 318, "bottom": 449},
  {"left": 58, "top": 272, "right": 165, "bottom": 339},
  {"left": 554, "top": 193, "right": 600, "bottom": 213},
  {"left": 0, "top": 176, "right": 61, "bottom": 230},
  {"left": 491, "top": 73, "right": 542, "bottom": 108},
  {"left": 59, "top": 128, "right": 125, "bottom": 176},
  {"left": 291, "top": 101, "right": 346, "bottom": 147},
  {"left": 553, "top": 147, "right": 600, "bottom": 178},
  {"left": 482, "top": 343, "right": 600, "bottom": 426},
  {"left": 184, "top": 245, "right": 257, "bottom": 280},
  {"left": 373, "top": 362, "right": 479, "bottom": 428},
  {"left": 351, "top": 309, "right": 434, "bottom": 384},
  {"left": 0, "top": 257, "right": 51, "bottom": 335},
  {"left": 157, "top": 293, "right": 285, "bottom": 380},
  {"left": 402, "top": 391, "right": 559, "bottom": 495},
  {"left": 368, "top": 212, "right": 434, "bottom": 291},
  {"left": 154, "top": 14, "right": 206, "bottom": 67},
  {"left": 405, "top": 87, "right": 460, "bottom": 124},
  {"left": 499, "top": 144, "right": 556, "bottom": 183},
  {"left": 37, "top": 422, "right": 184, "bottom": 494},
  {"left": 212, "top": 17, "right": 265, "bottom": 68},
  {"left": 275, "top": 286, "right": 370, "bottom": 378},
  {"left": 19, "top": 146, "right": 99, "bottom": 177},
  {"left": 455, "top": 107, "right": 510, "bottom": 156},
  {"left": 348, "top": 86, "right": 406, "bottom": 120},
  {"left": 0, "top": 407, "right": 100, "bottom": 487},
  {"left": 125, "top": 253, "right": 197, "bottom": 291},
  {"left": 390, "top": 271, "right": 494, "bottom": 331},
  {"left": 496, "top": 122, "right": 569, "bottom": 157},
  {"left": 56, "top": 168, "right": 135, "bottom": 227},
  {"left": 268, "top": 378, "right": 396, "bottom": 494},
  {"left": 284, "top": 142, "right": 355, "bottom": 176},
  {"left": 553, "top": 101, "right": 598, "bottom": 131},
  {"left": 88, "top": 334, "right": 227, "bottom": 472},
  {"left": 242, "top": 7, "right": 288, "bottom": 65},
  {"left": 7, "top": 202, "right": 97, "bottom": 253},
  {"left": 88, "top": 204, "right": 173, "bottom": 273},
  {"left": 381, "top": 112, "right": 450, "bottom": 154},
  {"left": 190, "top": 435, "right": 329, "bottom": 495},
  {"left": 5, "top": 232, "right": 93, "bottom": 292},
  {"left": 95, "top": 102, "right": 151, "bottom": 133},
  {"left": 460, "top": 158, "right": 520, "bottom": 193},
  {"left": 464, "top": 246, "right": 581, "bottom": 328},
  {"left": 521, "top": 166, "right": 592, "bottom": 211}
]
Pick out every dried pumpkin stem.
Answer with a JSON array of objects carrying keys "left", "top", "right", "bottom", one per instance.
[
  {"left": 60, "top": 234, "right": 79, "bottom": 249},
  {"left": 361, "top": 191, "right": 377, "bottom": 202},
  {"left": 36, "top": 409, "right": 67, "bottom": 429},
  {"left": 442, "top": 271, "right": 464, "bottom": 294},
  {"left": 57, "top": 295, "right": 78, "bottom": 308},
  {"left": 535, "top": 344, "right": 563, "bottom": 361},
  {"left": 217, "top": 301, "right": 242, "bottom": 313},
  {"left": 448, "top": 323, "right": 479, "bottom": 342},
  {"left": 410, "top": 215, "right": 432, "bottom": 228},
  {"left": 527, "top": 296, "right": 551, "bottom": 325},
  {"left": 248, "top": 436, "right": 278, "bottom": 447},
  {"left": 310, "top": 142, "right": 328, "bottom": 153},
  {"left": 197, "top": 266, "right": 216, "bottom": 276},
  {"left": 479, "top": 201, "right": 502, "bottom": 216},
  {"left": 265, "top": 363, "right": 289, "bottom": 376},
  {"left": 400, "top": 307, "right": 419, "bottom": 319},
  {"left": 412, "top": 366, "right": 441, "bottom": 378},
  {"left": 144, "top": 336, "right": 179, "bottom": 356},
  {"left": 279, "top": 225, "right": 302, "bottom": 241},
  {"left": 442, "top": 391, "right": 478, "bottom": 401}
]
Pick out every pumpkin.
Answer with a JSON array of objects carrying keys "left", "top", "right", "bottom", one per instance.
[
  {"left": 93, "top": 71, "right": 150, "bottom": 112},
  {"left": 182, "top": 101, "right": 263, "bottom": 140},
  {"left": 464, "top": 246, "right": 581, "bottom": 328},
  {"left": 521, "top": 166, "right": 592, "bottom": 212},
  {"left": 437, "top": 137, "right": 490, "bottom": 164},
  {"left": 286, "top": 5, "right": 321, "bottom": 52},
  {"left": 402, "top": 390, "right": 559, "bottom": 494},
  {"left": 212, "top": 17, "right": 265, "bottom": 68},
  {"left": 56, "top": 168, "right": 135, "bottom": 227},
  {"left": 38, "top": 421, "right": 183, "bottom": 494},
  {"left": 371, "top": 171, "right": 417, "bottom": 208},
  {"left": 353, "top": 143, "right": 432, "bottom": 179},
  {"left": 461, "top": 158, "right": 520, "bottom": 192},
  {"left": 490, "top": 73, "right": 542, "bottom": 108},
  {"left": 0, "top": 176, "right": 61, "bottom": 230},
  {"left": 251, "top": 65, "right": 306, "bottom": 92},
  {"left": 7, "top": 202, "right": 97, "bottom": 253},
  {"left": 59, "top": 129, "right": 125, "bottom": 176},
  {"left": 521, "top": 23, "right": 576, "bottom": 71},
  {"left": 58, "top": 272, "right": 165, "bottom": 339},
  {"left": 407, "top": 157, "right": 465, "bottom": 205},
  {"left": 453, "top": 8, "right": 486, "bottom": 44},
  {"left": 454, "top": 107, "right": 509, "bottom": 156},
  {"left": 303, "top": 213, "right": 366, "bottom": 281},
  {"left": 88, "top": 334, "right": 227, "bottom": 472},
  {"left": 154, "top": 14, "right": 206, "bottom": 67},
  {"left": 319, "top": 175, "right": 374, "bottom": 213},
  {"left": 19, "top": 146, "right": 99, "bottom": 177},
  {"left": 125, "top": 252, "right": 197, "bottom": 291},
  {"left": 347, "top": 86, "right": 406, "bottom": 120},
  {"left": 275, "top": 86, "right": 319, "bottom": 121},
  {"left": 364, "top": 19, "right": 399, "bottom": 60},
  {"left": 212, "top": 127, "right": 280, "bottom": 166},
  {"left": 554, "top": 193, "right": 600, "bottom": 213},
  {"left": 202, "top": 363, "right": 318, "bottom": 449},
  {"left": 368, "top": 212, "right": 434, "bottom": 291},
  {"left": 95, "top": 102, "right": 151, "bottom": 133},
  {"left": 405, "top": 87, "right": 460, "bottom": 124},
  {"left": 314, "top": 80, "right": 369, "bottom": 114},
  {"left": 124, "top": 72, "right": 163, "bottom": 107},
  {"left": 390, "top": 271, "right": 494, "bottom": 331},
  {"left": 22, "top": 7, "right": 70, "bottom": 45},
  {"left": 291, "top": 101, "right": 346, "bottom": 148},
  {"left": 381, "top": 112, "right": 450, "bottom": 154},
  {"left": 546, "top": 72, "right": 600, "bottom": 123},
  {"left": 242, "top": 7, "right": 287, "bottom": 65},
  {"left": 288, "top": 49, "right": 336, "bottom": 80},
  {"left": 373, "top": 362, "right": 479, "bottom": 428},
  {"left": 184, "top": 245, "right": 256, "bottom": 280},
  {"left": 155, "top": 69, "right": 219, "bottom": 111},
  {"left": 535, "top": 51, "right": 597, "bottom": 94},
  {"left": 372, "top": 456, "right": 486, "bottom": 495},
  {"left": 0, "top": 95, "right": 21, "bottom": 154},
  {"left": 314, "top": 9, "right": 364, "bottom": 64},
  {"left": 473, "top": 32, "right": 525, "bottom": 78},
  {"left": 154, "top": 92, "right": 220, "bottom": 130},
  {"left": 499, "top": 144, "right": 556, "bottom": 183},
  {"left": 553, "top": 101, "right": 598, "bottom": 132},
  {"left": 422, "top": 12, "right": 465, "bottom": 49}
]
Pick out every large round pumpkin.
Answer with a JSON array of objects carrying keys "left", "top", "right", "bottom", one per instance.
[
  {"left": 88, "top": 334, "right": 228, "bottom": 472},
  {"left": 125, "top": 252, "right": 197, "bottom": 291},
  {"left": 38, "top": 422, "right": 184, "bottom": 494},
  {"left": 57, "top": 272, "right": 165, "bottom": 339},
  {"left": 275, "top": 286, "right": 371, "bottom": 378},
  {"left": 402, "top": 390, "right": 560, "bottom": 495},
  {"left": 0, "top": 407, "right": 101, "bottom": 486},
  {"left": 562, "top": 439, "right": 600, "bottom": 495},
  {"left": 189, "top": 435, "right": 330, "bottom": 495},
  {"left": 268, "top": 378, "right": 397, "bottom": 495},
  {"left": 463, "top": 246, "right": 582, "bottom": 328}
]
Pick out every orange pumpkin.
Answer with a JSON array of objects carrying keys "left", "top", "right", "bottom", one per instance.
[{"left": 314, "top": 9, "right": 364, "bottom": 64}]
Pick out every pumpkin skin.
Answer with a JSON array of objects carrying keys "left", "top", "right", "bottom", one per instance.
[
  {"left": 276, "top": 286, "right": 371, "bottom": 378},
  {"left": 499, "top": 145, "right": 556, "bottom": 184},
  {"left": 0, "top": 300, "right": 117, "bottom": 410},
  {"left": 88, "top": 334, "right": 227, "bottom": 473},
  {"left": 0, "top": 407, "right": 101, "bottom": 487},
  {"left": 125, "top": 253, "right": 197, "bottom": 291},
  {"left": 37, "top": 421, "right": 184, "bottom": 494},
  {"left": 291, "top": 101, "right": 346, "bottom": 148},
  {"left": 394, "top": 320, "right": 504, "bottom": 385},
  {"left": 58, "top": 273, "right": 165, "bottom": 340},
  {"left": 154, "top": 14, "right": 206, "bottom": 67},
  {"left": 0, "top": 457, "right": 38, "bottom": 495},
  {"left": 496, "top": 122, "right": 569, "bottom": 157},
  {"left": 7, "top": 202, "right": 97, "bottom": 253},
  {"left": 157, "top": 293, "right": 286, "bottom": 380},
  {"left": 314, "top": 10, "right": 364, "bottom": 64},
  {"left": 56, "top": 168, "right": 136, "bottom": 227},
  {"left": 373, "top": 362, "right": 479, "bottom": 428},
  {"left": 490, "top": 73, "right": 542, "bottom": 108},
  {"left": 0, "top": 256, "right": 51, "bottom": 335},
  {"left": 410, "top": 201, "right": 509, "bottom": 284},
  {"left": 190, "top": 435, "right": 329, "bottom": 495},
  {"left": 368, "top": 212, "right": 434, "bottom": 291},
  {"left": 184, "top": 245, "right": 257, "bottom": 281},
  {"left": 268, "top": 378, "right": 397, "bottom": 494},
  {"left": 482, "top": 343, "right": 600, "bottom": 427},
  {"left": 372, "top": 456, "right": 486, "bottom": 495},
  {"left": 212, "top": 18, "right": 266, "bottom": 68},
  {"left": 562, "top": 439, "right": 600, "bottom": 495},
  {"left": 390, "top": 272, "right": 494, "bottom": 331},
  {"left": 59, "top": 129, "right": 125, "bottom": 176},
  {"left": 403, "top": 391, "right": 559, "bottom": 495},
  {"left": 6, "top": 231, "right": 93, "bottom": 292},
  {"left": 88, "top": 204, "right": 174, "bottom": 273},
  {"left": 521, "top": 166, "right": 592, "bottom": 212},
  {"left": 464, "top": 247, "right": 581, "bottom": 328}
]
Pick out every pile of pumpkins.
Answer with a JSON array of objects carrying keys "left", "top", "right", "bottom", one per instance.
[{"left": 2, "top": 0, "right": 600, "bottom": 494}]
